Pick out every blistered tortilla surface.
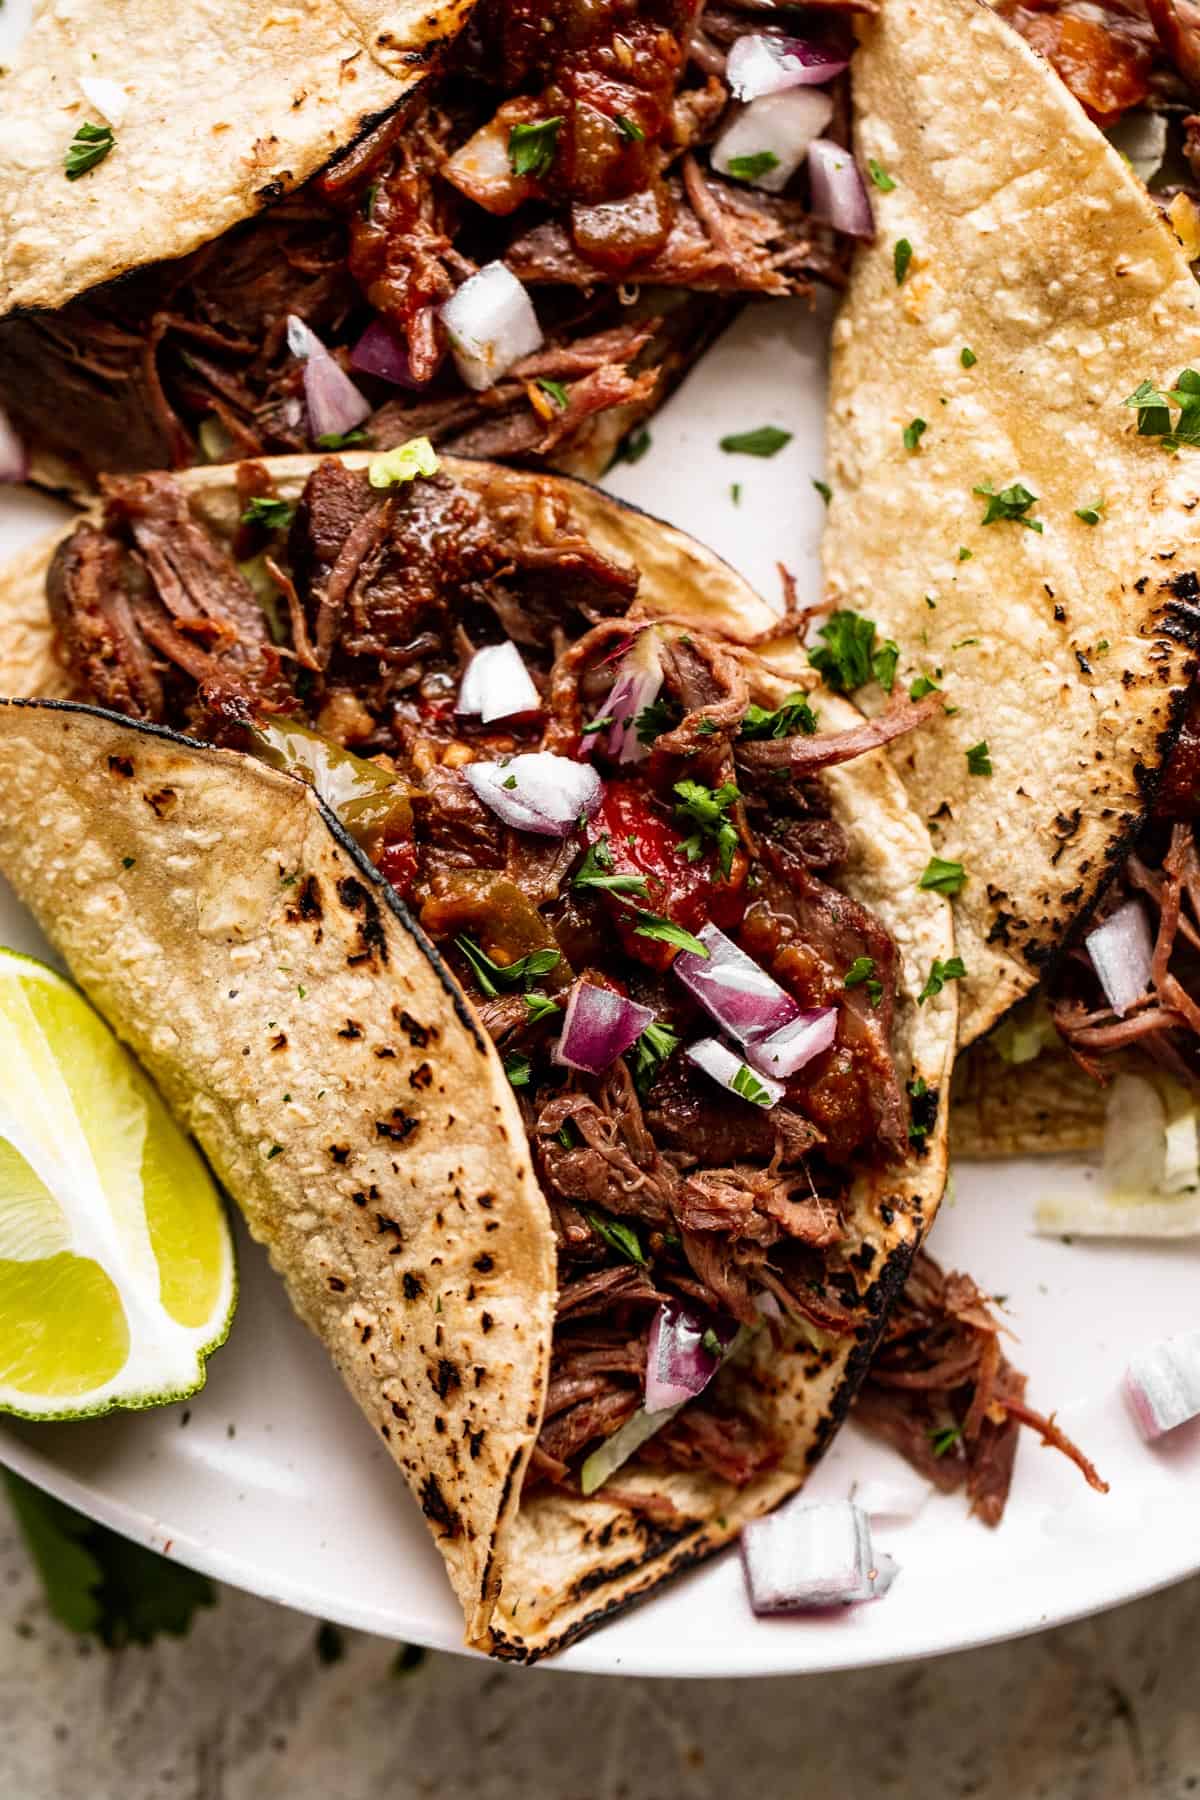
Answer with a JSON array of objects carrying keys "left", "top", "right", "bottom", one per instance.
[
  {"left": 825, "top": 0, "right": 1200, "bottom": 1046},
  {"left": 0, "top": 0, "right": 473, "bottom": 316}
]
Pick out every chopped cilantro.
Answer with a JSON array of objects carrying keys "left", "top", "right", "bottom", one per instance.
[
  {"left": 731, "top": 1062, "right": 774, "bottom": 1107},
  {"left": 903, "top": 417, "right": 928, "bottom": 452},
  {"left": 974, "top": 481, "right": 1043, "bottom": 531},
  {"left": 701, "top": 1327, "right": 723, "bottom": 1356},
  {"left": 266, "top": 1144, "right": 284, "bottom": 1160},
  {"left": 581, "top": 714, "right": 615, "bottom": 736},
  {"left": 894, "top": 237, "right": 913, "bottom": 285},
  {"left": 121, "top": 855, "right": 135, "bottom": 870},
  {"left": 617, "top": 425, "right": 652, "bottom": 465},
  {"left": 929, "top": 1423, "right": 963, "bottom": 1458},
  {"left": 872, "top": 639, "right": 900, "bottom": 693},
  {"left": 808, "top": 609, "right": 877, "bottom": 693},
  {"left": 633, "top": 1019, "right": 680, "bottom": 1094},
  {"left": 508, "top": 115, "right": 563, "bottom": 179},
  {"left": 1125, "top": 376, "right": 1175, "bottom": 438},
  {"left": 908, "top": 672, "right": 940, "bottom": 700},
  {"left": 4, "top": 1471, "right": 215, "bottom": 1645},
  {"left": 368, "top": 436, "right": 438, "bottom": 488},
  {"left": 674, "top": 779, "right": 740, "bottom": 877},
  {"left": 241, "top": 496, "right": 296, "bottom": 531},
  {"left": 585, "top": 1210, "right": 646, "bottom": 1265},
  {"left": 957, "top": 546, "right": 973, "bottom": 561},
  {"left": 965, "top": 740, "right": 992, "bottom": 776},
  {"left": 503, "top": 1052, "right": 532, "bottom": 1088},
  {"left": 572, "top": 835, "right": 649, "bottom": 897},
  {"left": 315, "top": 427, "right": 368, "bottom": 450},
  {"left": 918, "top": 955, "right": 968, "bottom": 1004},
  {"left": 523, "top": 992, "right": 560, "bottom": 1024},
  {"left": 727, "top": 151, "right": 780, "bottom": 183},
  {"left": 868, "top": 158, "right": 896, "bottom": 192},
  {"left": 960, "top": 346, "right": 977, "bottom": 368},
  {"left": 65, "top": 121, "right": 115, "bottom": 180},
  {"left": 812, "top": 478, "right": 833, "bottom": 505},
  {"left": 633, "top": 913, "right": 708, "bottom": 957},
  {"left": 719, "top": 425, "right": 792, "bottom": 458},
  {"left": 456, "top": 935, "right": 561, "bottom": 997},
  {"left": 918, "top": 856, "right": 967, "bottom": 896},
  {"left": 614, "top": 113, "right": 645, "bottom": 142},
  {"left": 731, "top": 482, "right": 742, "bottom": 505},
  {"left": 537, "top": 377, "right": 569, "bottom": 409},
  {"left": 1074, "top": 501, "right": 1104, "bottom": 525},
  {"left": 740, "top": 691, "right": 819, "bottom": 739},
  {"left": 950, "top": 636, "right": 979, "bottom": 649},
  {"left": 634, "top": 696, "right": 679, "bottom": 744},
  {"left": 844, "top": 955, "right": 883, "bottom": 1006},
  {"left": 1095, "top": 638, "right": 1110, "bottom": 654}
]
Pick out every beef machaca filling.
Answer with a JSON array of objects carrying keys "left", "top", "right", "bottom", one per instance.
[
  {"left": 0, "top": 0, "right": 859, "bottom": 490},
  {"left": 45, "top": 449, "right": 934, "bottom": 1498}
]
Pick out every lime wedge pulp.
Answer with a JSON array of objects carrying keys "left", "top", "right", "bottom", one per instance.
[{"left": 0, "top": 948, "right": 235, "bottom": 1418}]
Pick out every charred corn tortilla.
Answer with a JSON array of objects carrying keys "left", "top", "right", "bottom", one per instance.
[
  {"left": 824, "top": 0, "right": 1200, "bottom": 1048},
  {"left": 0, "top": 0, "right": 473, "bottom": 318},
  {"left": 0, "top": 457, "right": 956, "bottom": 1658},
  {"left": 951, "top": 1041, "right": 1107, "bottom": 1159}
]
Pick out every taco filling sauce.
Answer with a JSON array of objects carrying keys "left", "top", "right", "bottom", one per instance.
[
  {"left": 44, "top": 449, "right": 936, "bottom": 1500},
  {"left": 0, "top": 0, "right": 857, "bottom": 487}
]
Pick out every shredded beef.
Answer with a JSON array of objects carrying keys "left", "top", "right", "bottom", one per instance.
[
  {"left": 639, "top": 1404, "right": 782, "bottom": 1484},
  {"left": 856, "top": 1251, "right": 1108, "bottom": 1524}
]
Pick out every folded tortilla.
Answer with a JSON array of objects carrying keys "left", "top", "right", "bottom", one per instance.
[
  {"left": 0, "top": 0, "right": 472, "bottom": 317},
  {"left": 952, "top": 1041, "right": 1107, "bottom": 1160},
  {"left": 824, "top": 0, "right": 1200, "bottom": 1048},
  {"left": 0, "top": 456, "right": 957, "bottom": 1657}
]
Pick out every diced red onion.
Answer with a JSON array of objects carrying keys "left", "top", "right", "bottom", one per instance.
[
  {"left": 592, "top": 628, "right": 663, "bottom": 764},
  {"left": 350, "top": 318, "right": 431, "bottom": 389},
  {"left": 286, "top": 314, "right": 371, "bottom": 442},
  {"left": 741, "top": 1499, "right": 896, "bottom": 1613},
  {"left": 580, "top": 1323, "right": 749, "bottom": 1494},
  {"left": 644, "top": 1302, "right": 738, "bottom": 1413},
  {"left": 464, "top": 752, "right": 602, "bottom": 838},
  {"left": 747, "top": 1007, "right": 837, "bottom": 1080},
  {"left": 456, "top": 642, "right": 541, "bottom": 724},
  {"left": 1086, "top": 900, "right": 1154, "bottom": 1019},
  {"left": 726, "top": 34, "right": 849, "bottom": 101},
  {"left": 1124, "top": 1331, "right": 1200, "bottom": 1439},
  {"left": 711, "top": 90, "right": 834, "bottom": 194},
  {"left": 440, "top": 262, "right": 543, "bottom": 393},
  {"left": 807, "top": 138, "right": 875, "bottom": 240},
  {"left": 686, "top": 1037, "right": 785, "bottom": 1109},
  {"left": 554, "top": 980, "right": 654, "bottom": 1075},
  {"left": 674, "top": 923, "right": 800, "bottom": 1045},
  {"left": 0, "top": 406, "right": 27, "bottom": 484}
]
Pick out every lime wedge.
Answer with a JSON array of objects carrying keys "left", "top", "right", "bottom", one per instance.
[{"left": 0, "top": 948, "right": 235, "bottom": 1418}]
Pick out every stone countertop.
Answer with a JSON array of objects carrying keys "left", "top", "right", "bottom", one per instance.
[{"left": 2, "top": 1500, "right": 1197, "bottom": 1799}]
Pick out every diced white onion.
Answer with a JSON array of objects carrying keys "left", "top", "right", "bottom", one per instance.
[
  {"left": 1125, "top": 1331, "right": 1200, "bottom": 1439},
  {"left": 685, "top": 1037, "right": 785, "bottom": 1109},
  {"left": 79, "top": 77, "right": 129, "bottom": 126},
  {"left": 741, "top": 1499, "right": 896, "bottom": 1613},
  {"left": 440, "top": 262, "right": 544, "bottom": 392},
  {"left": 464, "top": 752, "right": 602, "bottom": 838},
  {"left": 1085, "top": 899, "right": 1153, "bottom": 1018},
  {"left": 851, "top": 1476, "right": 934, "bottom": 1523},
  {"left": 456, "top": 642, "right": 541, "bottom": 724},
  {"left": 806, "top": 138, "right": 875, "bottom": 239},
  {"left": 747, "top": 1007, "right": 837, "bottom": 1080},
  {"left": 711, "top": 90, "right": 834, "bottom": 194}
]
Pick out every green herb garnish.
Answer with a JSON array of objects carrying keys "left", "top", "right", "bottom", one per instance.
[
  {"left": 674, "top": 779, "right": 740, "bottom": 877},
  {"left": 456, "top": 936, "right": 561, "bottom": 997},
  {"left": 634, "top": 696, "right": 678, "bottom": 744},
  {"left": 812, "top": 478, "right": 832, "bottom": 504},
  {"left": 633, "top": 913, "right": 708, "bottom": 957},
  {"left": 929, "top": 1424, "right": 963, "bottom": 1458},
  {"left": 808, "top": 609, "right": 877, "bottom": 693},
  {"left": 894, "top": 238, "right": 913, "bottom": 284},
  {"left": 523, "top": 992, "right": 560, "bottom": 1024},
  {"left": 918, "top": 955, "right": 968, "bottom": 1004},
  {"left": 503, "top": 1052, "right": 532, "bottom": 1088},
  {"left": 701, "top": 1327, "right": 723, "bottom": 1356},
  {"left": 65, "top": 121, "right": 115, "bottom": 180},
  {"left": 872, "top": 639, "right": 900, "bottom": 693},
  {"left": 572, "top": 835, "right": 649, "bottom": 897},
  {"left": 965, "top": 740, "right": 992, "bottom": 776},
  {"left": 868, "top": 158, "right": 896, "bottom": 192},
  {"left": 957, "top": 546, "right": 973, "bottom": 561},
  {"left": 731, "top": 1063, "right": 774, "bottom": 1107},
  {"left": 974, "top": 481, "right": 1043, "bottom": 532},
  {"left": 617, "top": 425, "right": 652, "bottom": 465},
  {"left": 719, "top": 425, "right": 792, "bottom": 458},
  {"left": 908, "top": 672, "right": 940, "bottom": 700},
  {"left": 918, "top": 856, "right": 967, "bottom": 896},
  {"left": 585, "top": 1210, "right": 647, "bottom": 1265},
  {"left": 241, "top": 496, "right": 296, "bottom": 531},
  {"left": 727, "top": 151, "right": 780, "bottom": 183},
  {"left": 903, "top": 417, "right": 928, "bottom": 452},
  {"left": 315, "top": 427, "right": 368, "bottom": 450},
  {"left": 740, "top": 692, "right": 819, "bottom": 739},
  {"left": 537, "top": 377, "right": 569, "bottom": 409},
  {"left": 633, "top": 1020, "right": 680, "bottom": 1094},
  {"left": 1074, "top": 501, "right": 1104, "bottom": 525},
  {"left": 960, "top": 346, "right": 977, "bottom": 368},
  {"left": 614, "top": 113, "right": 645, "bottom": 142},
  {"left": 844, "top": 955, "right": 883, "bottom": 1006},
  {"left": 508, "top": 115, "right": 563, "bottom": 179}
]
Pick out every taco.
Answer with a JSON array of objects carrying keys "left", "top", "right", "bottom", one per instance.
[
  {"left": 0, "top": 0, "right": 862, "bottom": 496},
  {"left": 820, "top": 0, "right": 1200, "bottom": 1051},
  {"left": 0, "top": 448, "right": 956, "bottom": 1657}
]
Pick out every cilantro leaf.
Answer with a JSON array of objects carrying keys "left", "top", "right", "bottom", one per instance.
[
  {"left": 632, "top": 1019, "right": 680, "bottom": 1094},
  {"left": 65, "top": 121, "right": 115, "bottom": 180},
  {"left": 456, "top": 935, "right": 561, "bottom": 996},
  {"left": 965, "top": 740, "right": 992, "bottom": 776},
  {"left": 1074, "top": 501, "right": 1104, "bottom": 525},
  {"left": 844, "top": 955, "right": 883, "bottom": 1006},
  {"left": 812, "top": 478, "right": 832, "bottom": 504},
  {"left": 614, "top": 113, "right": 645, "bottom": 142},
  {"left": 508, "top": 116, "right": 563, "bottom": 179},
  {"left": 740, "top": 692, "right": 819, "bottom": 739},
  {"left": 617, "top": 425, "right": 652, "bottom": 465},
  {"left": 957, "top": 546, "right": 973, "bottom": 561},
  {"left": 241, "top": 496, "right": 296, "bottom": 531},
  {"left": 633, "top": 913, "right": 708, "bottom": 957},
  {"left": 673, "top": 779, "right": 740, "bottom": 877},
  {"left": 727, "top": 151, "right": 780, "bottom": 183},
  {"left": 731, "top": 1062, "right": 774, "bottom": 1107},
  {"left": 973, "top": 482, "right": 1043, "bottom": 531},
  {"left": 573, "top": 835, "right": 649, "bottom": 897},
  {"left": 537, "top": 377, "right": 569, "bottom": 409},
  {"left": 960, "top": 346, "right": 977, "bottom": 368},
  {"left": 872, "top": 639, "right": 900, "bottom": 693},
  {"left": 719, "top": 425, "right": 792, "bottom": 458},
  {"left": 503, "top": 1052, "right": 532, "bottom": 1088},
  {"left": 929, "top": 1423, "right": 962, "bottom": 1458},
  {"left": 918, "top": 856, "right": 967, "bottom": 895},
  {"left": 585, "top": 1210, "right": 647, "bottom": 1265},
  {"left": 634, "top": 696, "right": 679, "bottom": 744},
  {"left": 868, "top": 158, "right": 896, "bottom": 192},
  {"left": 807, "top": 610, "right": 877, "bottom": 693},
  {"left": 894, "top": 238, "right": 913, "bottom": 285},
  {"left": 909, "top": 672, "right": 940, "bottom": 700},
  {"left": 5, "top": 1471, "right": 215, "bottom": 1646},
  {"left": 903, "top": 417, "right": 928, "bottom": 452},
  {"left": 315, "top": 427, "right": 368, "bottom": 450},
  {"left": 523, "top": 992, "right": 560, "bottom": 1024},
  {"left": 1125, "top": 377, "right": 1173, "bottom": 437},
  {"left": 918, "top": 955, "right": 968, "bottom": 1004}
]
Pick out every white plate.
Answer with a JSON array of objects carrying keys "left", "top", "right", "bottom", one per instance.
[{"left": 1, "top": 298, "right": 1198, "bottom": 1677}]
